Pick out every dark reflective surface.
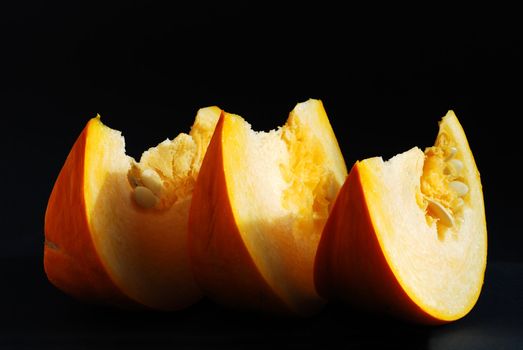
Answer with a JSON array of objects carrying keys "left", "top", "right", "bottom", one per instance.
[{"left": 1, "top": 258, "right": 521, "bottom": 348}]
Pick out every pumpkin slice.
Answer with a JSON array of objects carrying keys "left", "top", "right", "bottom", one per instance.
[
  {"left": 44, "top": 107, "right": 221, "bottom": 310},
  {"left": 188, "top": 99, "right": 348, "bottom": 315},
  {"left": 315, "top": 111, "right": 487, "bottom": 324}
]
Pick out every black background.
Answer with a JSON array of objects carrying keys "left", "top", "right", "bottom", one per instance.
[{"left": 2, "top": 2, "right": 523, "bottom": 348}]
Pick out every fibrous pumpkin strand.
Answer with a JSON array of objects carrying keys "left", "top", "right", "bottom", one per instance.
[
  {"left": 445, "top": 146, "right": 457, "bottom": 160},
  {"left": 451, "top": 198, "right": 465, "bottom": 213},
  {"left": 128, "top": 172, "right": 140, "bottom": 188},
  {"left": 447, "top": 159, "right": 464, "bottom": 173}
]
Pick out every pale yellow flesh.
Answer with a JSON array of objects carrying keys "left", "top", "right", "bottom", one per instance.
[
  {"left": 360, "top": 111, "right": 487, "bottom": 320},
  {"left": 223, "top": 99, "right": 348, "bottom": 314},
  {"left": 83, "top": 107, "right": 220, "bottom": 309}
]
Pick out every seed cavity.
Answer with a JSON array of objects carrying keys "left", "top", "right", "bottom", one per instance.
[
  {"left": 421, "top": 142, "right": 469, "bottom": 234},
  {"left": 449, "top": 181, "right": 469, "bottom": 197},
  {"left": 426, "top": 197, "right": 454, "bottom": 227},
  {"left": 141, "top": 169, "right": 163, "bottom": 196},
  {"left": 133, "top": 186, "right": 159, "bottom": 208}
]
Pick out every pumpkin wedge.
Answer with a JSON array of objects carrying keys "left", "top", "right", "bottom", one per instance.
[
  {"left": 44, "top": 107, "right": 221, "bottom": 310},
  {"left": 315, "top": 111, "right": 487, "bottom": 324},
  {"left": 188, "top": 99, "right": 348, "bottom": 315}
]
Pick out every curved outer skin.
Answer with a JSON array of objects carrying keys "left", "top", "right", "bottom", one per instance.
[
  {"left": 314, "top": 164, "right": 442, "bottom": 324},
  {"left": 44, "top": 120, "right": 137, "bottom": 307},
  {"left": 188, "top": 114, "right": 290, "bottom": 313}
]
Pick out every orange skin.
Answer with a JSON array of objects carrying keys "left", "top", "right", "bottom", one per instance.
[
  {"left": 314, "top": 163, "right": 444, "bottom": 325},
  {"left": 188, "top": 113, "right": 290, "bottom": 314},
  {"left": 44, "top": 121, "right": 138, "bottom": 307}
]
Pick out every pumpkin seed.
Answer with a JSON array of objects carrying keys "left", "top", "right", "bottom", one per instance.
[
  {"left": 133, "top": 185, "right": 158, "bottom": 208},
  {"left": 426, "top": 197, "right": 454, "bottom": 227},
  {"left": 449, "top": 181, "right": 469, "bottom": 197},
  {"left": 141, "top": 168, "right": 163, "bottom": 195}
]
